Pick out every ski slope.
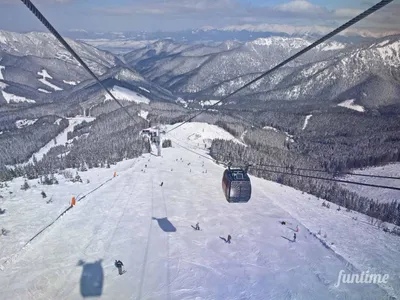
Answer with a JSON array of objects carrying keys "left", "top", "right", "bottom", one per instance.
[
  {"left": 0, "top": 124, "right": 399, "bottom": 299},
  {"left": 104, "top": 86, "right": 150, "bottom": 104},
  {"left": 26, "top": 116, "right": 95, "bottom": 164}
]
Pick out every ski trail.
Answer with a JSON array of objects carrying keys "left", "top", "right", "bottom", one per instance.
[{"left": 139, "top": 170, "right": 170, "bottom": 300}]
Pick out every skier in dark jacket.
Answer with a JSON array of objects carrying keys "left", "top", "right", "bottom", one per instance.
[
  {"left": 293, "top": 233, "right": 297, "bottom": 242},
  {"left": 115, "top": 260, "right": 124, "bottom": 275},
  {"left": 160, "top": 182, "right": 164, "bottom": 187},
  {"left": 227, "top": 235, "right": 232, "bottom": 244},
  {"left": 195, "top": 222, "right": 200, "bottom": 230}
]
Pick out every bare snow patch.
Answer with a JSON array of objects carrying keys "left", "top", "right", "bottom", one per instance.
[
  {"left": 0, "top": 81, "right": 8, "bottom": 89},
  {"left": 138, "top": 110, "right": 149, "bottom": 120},
  {"left": 2, "top": 91, "right": 36, "bottom": 104},
  {"left": 0, "top": 65, "right": 5, "bottom": 80},
  {"left": 199, "top": 100, "right": 221, "bottom": 107},
  {"left": 338, "top": 99, "right": 365, "bottom": 112},
  {"left": 63, "top": 80, "right": 79, "bottom": 86},
  {"left": 104, "top": 86, "right": 150, "bottom": 104},
  {"left": 37, "top": 69, "right": 63, "bottom": 91},
  {"left": 38, "top": 88, "right": 52, "bottom": 94},
  {"left": 302, "top": 114, "right": 312, "bottom": 130},
  {"left": 15, "top": 119, "right": 37, "bottom": 129},
  {"left": 139, "top": 86, "right": 150, "bottom": 93}
]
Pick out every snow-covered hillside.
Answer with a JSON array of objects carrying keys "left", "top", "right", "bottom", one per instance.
[
  {"left": 104, "top": 86, "right": 150, "bottom": 104},
  {"left": 340, "top": 163, "right": 400, "bottom": 204},
  {"left": 0, "top": 123, "right": 399, "bottom": 299}
]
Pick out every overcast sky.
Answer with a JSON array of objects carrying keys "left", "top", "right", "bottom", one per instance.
[{"left": 0, "top": 0, "right": 398, "bottom": 34}]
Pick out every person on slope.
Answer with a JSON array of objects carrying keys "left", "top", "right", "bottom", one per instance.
[
  {"left": 195, "top": 222, "right": 200, "bottom": 230},
  {"left": 227, "top": 235, "right": 232, "bottom": 244},
  {"left": 160, "top": 182, "right": 164, "bottom": 187},
  {"left": 293, "top": 233, "right": 297, "bottom": 242},
  {"left": 115, "top": 260, "right": 124, "bottom": 275}
]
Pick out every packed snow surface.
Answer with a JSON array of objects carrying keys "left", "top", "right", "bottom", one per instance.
[
  {"left": 338, "top": 99, "right": 365, "bottom": 112},
  {"left": 104, "top": 86, "right": 150, "bottom": 104},
  {"left": 0, "top": 123, "right": 399, "bottom": 299}
]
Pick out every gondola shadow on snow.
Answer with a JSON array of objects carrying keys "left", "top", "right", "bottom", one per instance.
[
  {"left": 152, "top": 217, "right": 177, "bottom": 232},
  {"left": 77, "top": 259, "right": 104, "bottom": 298}
]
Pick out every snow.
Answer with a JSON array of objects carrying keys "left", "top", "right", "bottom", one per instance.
[
  {"left": 1, "top": 90, "right": 36, "bottom": 104},
  {"left": 199, "top": 100, "right": 221, "bottom": 107},
  {"left": 0, "top": 81, "right": 7, "bottom": 89},
  {"left": 164, "top": 122, "right": 245, "bottom": 148},
  {"left": 38, "top": 88, "right": 51, "bottom": 94},
  {"left": 0, "top": 65, "right": 4, "bottom": 80},
  {"left": 340, "top": 163, "right": 400, "bottom": 204},
  {"left": 24, "top": 117, "right": 95, "bottom": 164},
  {"left": 37, "top": 69, "right": 63, "bottom": 91},
  {"left": 138, "top": 110, "right": 149, "bottom": 120},
  {"left": 302, "top": 114, "right": 312, "bottom": 130},
  {"left": 338, "top": 99, "right": 365, "bottom": 112},
  {"left": 63, "top": 80, "right": 79, "bottom": 86},
  {"left": 15, "top": 119, "right": 37, "bottom": 129},
  {"left": 104, "top": 86, "right": 150, "bottom": 104},
  {"left": 139, "top": 86, "right": 150, "bottom": 93},
  {"left": 0, "top": 134, "right": 397, "bottom": 299},
  {"left": 377, "top": 40, "right": 390, "bottom": 47}
]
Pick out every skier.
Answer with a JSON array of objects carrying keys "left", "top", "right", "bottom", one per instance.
[
  {"left": 115, "top": 260, "right": 125, "bottom": 275},
  {"left": 195, "top": 222, "right": 200, "bottom": 230},
  {"left": 227, "top": 234, "right": 232, "bottom": 244},
  {"left": 293, "top": 233, "right": 297, "bottom": 242},
  {"left": 296, "top": 225, "right": 299, "bottom": 232},
  {"left": 280, "top": 221, "right": 287, "bottom": 225},
  {"left": 160, "top": 182, "right": 164, "bottom": 187},
  {"left": 145, "top": 164, "right": 147, "bottom": 168}
]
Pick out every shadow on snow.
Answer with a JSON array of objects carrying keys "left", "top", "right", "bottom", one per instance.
[
  {"left": 152, "top": 217, "right": 177, "bottom": 232},
  {"left": 78, "top": 259, "right": 104, "bottom": 298}
]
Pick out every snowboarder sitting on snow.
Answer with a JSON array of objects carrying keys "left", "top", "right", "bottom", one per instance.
[
  {"left": 280, "top": 221, "right": 287, "bottom": 225},
  {"left": 115, "top": 260, "right": 124, "bottom": 275}
]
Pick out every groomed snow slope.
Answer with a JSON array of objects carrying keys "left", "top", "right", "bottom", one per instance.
[
  {"left": 104, "top": 86, "right": 150, "bottom": 104},
  {"left": 164, "top": 122, "right": 245, "bottom": 148},
  {"left": 0, "top": 124, "right": 398, "bottom": 299}
]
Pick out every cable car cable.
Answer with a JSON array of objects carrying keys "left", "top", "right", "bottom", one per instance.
[
  {"left": 250, "top": 166, "right": 400, "bottom": 191},
  {"left": 254, "top": 163, "right": 400, "bottom": 180},
  {"left": 166, "top": 0, "right": 394, "bottom": 134},
  {"left": 20, "top": 0, "right": 139, "bottom": 124}
]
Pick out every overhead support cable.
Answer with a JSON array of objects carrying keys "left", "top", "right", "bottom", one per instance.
[
  {"left": 20, "top": 0, "right": 139, "bottom": 123},
  {"left": 166, "top": 0, "right": 394, "bottom": 134}
]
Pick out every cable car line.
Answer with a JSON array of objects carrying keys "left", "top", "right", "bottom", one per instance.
[
  {"left": 167, "top": 137, "right": 400, "bottom": 192},
  {"left": 166, "top": 0, "right": 394, "bottom": 135},
  {"left": 20, "top": 0, "right": 139, "bottom": 125},
  {"left": 250, "top": 166, "right": 400, "bottom": 191},
  {"left": 255, "top": 164, "right": 400, "bottom": 180}
]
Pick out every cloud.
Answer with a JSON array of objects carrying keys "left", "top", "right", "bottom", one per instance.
[
  {"left": 96, "top": 0, "right": 238, "bottom": 16},
  {"left": 276, "top": 0, "right": 325, "bottom": 14},
  {"left": 334, "top": 8, "right": 364, "bottom": 18}
]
